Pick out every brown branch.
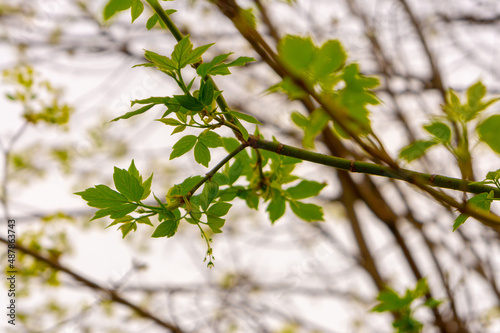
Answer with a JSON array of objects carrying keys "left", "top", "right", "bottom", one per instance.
[{"left": 0, "top": 237, "right": 183, "bottom": 333}]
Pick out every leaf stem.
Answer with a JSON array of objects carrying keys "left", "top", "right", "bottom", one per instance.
[{"left": 187, "top": 143, "right": 248, "bottom": 199}]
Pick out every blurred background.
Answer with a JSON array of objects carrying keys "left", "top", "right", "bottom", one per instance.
[{"left": 1, "top": 0, "right": 500, "bottom": 332}]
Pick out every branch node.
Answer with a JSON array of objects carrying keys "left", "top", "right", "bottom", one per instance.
[
  {"left": 349, "top": 161, "right": 356, "bottom": 172},
  {"left": 276, "top": 143, "right": 284, "bottom": 154}
]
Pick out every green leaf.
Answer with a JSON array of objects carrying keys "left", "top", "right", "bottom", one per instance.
[
  {"left": 200, "top": 180, "right": 219, "bottom": 211},
  {"left": 267, "top": 191, "right": 286, "bottom": 223},
  {"left": 127, "top": 159, "right": 141, "bottom": 181},
  {"left": 170, "top": 135, "right": 197, "bottom": 159},
  {"left": 174, "top": 95, "right": 204, "bottom": 112},
  {"left": 412, "top": 278, "right": 429, "bottom": 299},
  {"left": 141, "top": 173, "right": 153, "bottom": 200},
  {"left": 119, "top": 221, "right": 137, "bottom": 238},
  {"left": 452, "top": 213, "right": 469, "bottom": 231},
  {"left": 171, "top": 36, "right": 194, "bottom": 69},
  {"left": 130, "top": 0, "right": 143, "bottom": 23},
  {"left": 423, "top": 121, "right": 451, "bottom": 143},
  {"left": 477, "top": 115, "right": 500, "bottom": 154},
  {"left": 194, "top": 141, "right": 211, "bottom": 167},
  {"left": 144, "top": 50, "right": 177, "bottom": 71},
  {"left": 311, "top": 39, "right": 346, "bottom": 79},
  {"left": 207, "top": 216, "right": 225, "bottom": 233},
  {"left": 453, "top": 191, "right": 494, "bottom": 231},
  {"left": 171, "top": 176, "right": 204, "bottom": 196},
  {"left": 286, "top": 180, "right": 326, "bottom": 200},
  {"left": 399, "top": 140, "right": 438, "bottom": 162},
  {"left": 302, "top": 108, "right": 330, "bottom": 149},
  {"left": 228, "top": 110, "right": 262, "bottom": 125},
  {"left": 103, "top": 0, "right": 133, "bottom": 20},
  {"left": 291, "top": 111, "right": 308, "bottom": 128},
  {"left": 111, "top": 104, "right": 154, "bottom": 122},
  {"left": 289, "top": 201, "right": 324, "bottom": 222},
  {"left": 226, "top": 56, "right": 255, "bottom": 67},
  {"left": 228, "top": 159, "right": 244, "bottom": 185},
  {"left": 467, "top": 81, "right": 486, "bottom": 107},
  {"left": 136, "top": 216, "right": 153, "bottom": 226},
  {"left": 75, "top": 185, "right": 129, "bottom": 209},
  {"left": 207, "top": 202, "right": 232, "bottom": 217},
  {"left": 371, "top": 288, "right": 409, "bottom": 313},
  {"left": 186, "top": 43, "right": 214, "bottom": 66},
  {"left": 157, "top": 118, "right": 183, "bottom": 126},
  {"left": 146, "top": 13, "right": 158, "bottom": 30},
  {"left": 278, "top": 35, "right": 316, "bottom": 74},
  {"left": 199, "top": 79, "right": 214, "bottom": 106},
  {"left": 131, "top": 96, "right": 169, "bottom": 106},
  {"left": 91, "top": 204, "right": 137, "bottom": 221},
  {"left": 198, "top": 131, "right": 223, "bottom": 148},
  {"left": 113, "top": 167, "right": 144, "bottom": 202},
  {"left": 196, "top": 53, "right": 232, "bottom": 77},
  {"left": 234, "top": 119, "right": 249, "bottom": 140},
  {"left": 151, "top": 219, "right": 179, "bottom": 238},
  {"left": 106, "top": 215, "right": 133, "bottom": 228}
]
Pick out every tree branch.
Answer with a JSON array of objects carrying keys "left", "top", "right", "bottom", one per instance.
[{"left": 0, "top": 236, "right": 184, "bottom": 333}]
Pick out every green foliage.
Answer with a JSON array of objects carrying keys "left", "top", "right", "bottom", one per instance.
[
  {"left": 453, "top": 191, "right": 496, "bottom": 231},
  {"left": 371, "top": 278, "right": 442, "bottom": 333},
  {"left": 399, "top": 81, "right": 500, "bottom": 164},
  {"left": 275, "top": 35, "right": 379, "bottom": 141},
  {"left": 477, "top": 115, "right": 500, "bottom": 154},
  {"left": 3, "top": 66, "right": 73, "bottom": 126}
]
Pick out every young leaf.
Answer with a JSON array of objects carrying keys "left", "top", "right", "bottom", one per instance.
[
  {"left": 311, "top": 39, "right": 346, "bottom": 79},
  {"left": 302, "top": 108, "right": 330, "bottom": 149},
  {"left": 186, "top": 43, "right": 215, "bottom": 66},
  {"left": 228, "top": 110, "right": 262, "bottom": 125},
  {"left": 286, "top": 180, "right": 326, "bottom": 200},
  {"left": 146, "top": 13, "right": 158, "bottom": 30},
  {"left": 151, "top": 219, "right": 179, "bottom": 238},
  {"left": 111, "top": 104, "right": 154, "bottom": 122},
  {"left": 157, "top": 118, "right": 183, "bottom": 126},
  {"left": 399, "top": 140, "right": 438, "bottom": 162},
  {"left": 207, "top": 216, "right": 225, "bottom": 233},
  {"left": 196, "top": 53, "right": 233, "bottom": 78},
  {"left": 199, "top": 79, "right": 214, "bottom": 107},
  {"left": 207, "top": 202, "right": 232, "bottom": 217},
  {"left": 200, "top": 180, "right": 219, "bottom": 211},
  {"left": 170, "top": 135, "right": 197, "bottom": 160},
  {"left": 119, "top": 221, "right": 137, "bottom": 238},
  {"left": 477, "top": 115, "right": 500, "bottom": 154},
  {"left": 291, "top": 111, "right": 309, "bottom": 128},
  {"left": 113, "top": 167, "right": 144, "bottom": 202},
  {"left": 194, "top": 141, "right": 211, "bottom": 167},
  {"left": 453, "top": 191, "right": 494, "bottom": 231},
  {"left": 103, "top": 0, "right": 133, "bottom": 20},
  {"left": 131, "top": 96, "right": 169, "bottom": 106},
  {"left": 128, "top": 159, "right": 141, "bottom": 181},
  {"left": 278, "top": 35, "right": 316, "bottom": 74},
  {"left": 267, "top": 190, "right": 286, "bottom": 223},
  {"left": 130, "top": 0, "right": 143, "bottom": 23},
  {"left": 234, "top": 119, "right": 249, "bottom": 140},
  {"left": 226, "top": 56, "right": 255, "bottom": 67},
  {"left": 141, "top": 173, "right": 153, "bottom": 200},
  {"left": 198, "top": 131, "right": 223, "bottom": 148},
  {"left": 423, "top": 121, "right": 451, "bottom": 143},
  {"left": 75, "top": 185, "right": 129, "bottom": 209},
  {"left": 289, "top": 201, "right": 324, "bottom": 222},
  {"left": 144, "top": 50, "right": 177, "bottom": 71},
  {"left": 136, "top": 216, "right": 153, "bottom": 226},
  {"left": 91, "top": 204, "right": 137, "bottom": 221},
  {"left": 174, "top": 95, "right": 204, "bottom": 112}
]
